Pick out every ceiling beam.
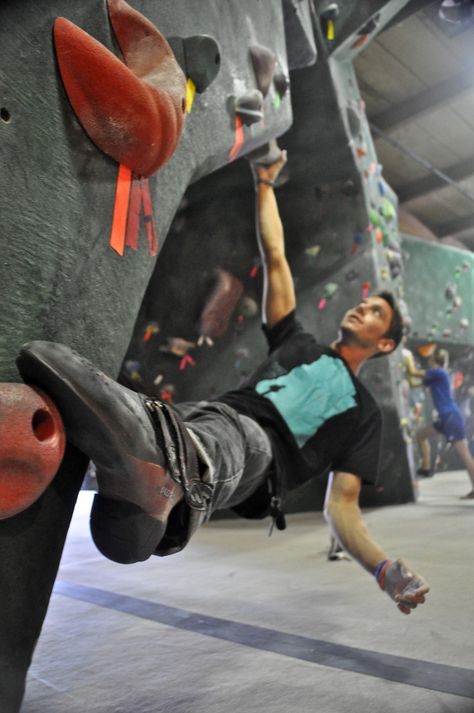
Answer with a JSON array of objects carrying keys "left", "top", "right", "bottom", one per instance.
[
  {"left": 381, "top": 0, "right": 438, "bottom": 33},
  {"left": 435, "top": 213, "right": 474, "bottom": 237},
  {"left": 371, "top": 65, "right": 474, "bottom": 131},
  {"left": 396, "top": 157, "right": 474, "bottom": 203}
]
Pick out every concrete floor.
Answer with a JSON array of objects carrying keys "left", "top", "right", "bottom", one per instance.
[{"left": 22, "top": 471, "right": 474, "bottom": 713}]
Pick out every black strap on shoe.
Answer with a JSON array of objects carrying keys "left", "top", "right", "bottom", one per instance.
[
  {"left": 144, "top": 399, "right": 212, "bottom": 512},
  {"left": 268, "top": 463, "right": 286, "bottom": 536}
]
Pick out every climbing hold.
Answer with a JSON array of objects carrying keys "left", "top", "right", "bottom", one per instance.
[
  {"left": 386, "top": 249, "right": 403, "bottom": 278},
  {"left": 323, "top": 283, "right": 339, "bottom": 299},
  {"left": 179, "top": 355, "right": 196, "bottom": 371},
  {"left": 159, "top": 384, "right": 175, "bottom": 403},
  {"left": 197, "top": 335, "right": 214, "bottom": 347},
  {"left": 351, "top": 233, "right": 364, "bottom": 254},
  {"left": 247, "top": 141, "right": 289, "bottom": 186},
  {"left": 346, "top": 103, "right": 362, "bottom": 137},
  {"left": 442, "top": 328, "right": 452, "bottom": 338},
  {"left": 273, "top": 67, "right": 290, "bottom": 100},
  {"left": 238, "top": 296, "right": 259, "bottom": 319},
  {"left": 368, "top": 208, "right": 381, "bottom": 227},
  {"left": 54, "top": 0, "right": 187, "bottom": 177},
  {"left": 463, "top": 261, "right": 470, "bottom": 272},
  {"left": 159, "top": 338, "right": 195, "bottom": 357},
  {"left": 170, "top": 35, "right": 221, "bottom": 94},
  {"left": 453, "top": 296, "right": 463, "bottom": 309},
  {"left": 143, "top": 322, "right": 160, "bottom": 342},
  {"left": 0, "top": 384, "right": 66, "bottom": 519},
  {"left": 460, "top": 318, "right": 469, "bottom": 330},
  {"left": 445, "top": 284, "right": 456, "bottom": 301},
  {"left": 305, "top": 245, "right": 321, "bottom": 258},
  {"left": 317, "top": 283, "right": 338, "bottom": 310},
  {"left": 351, "top": 34, "right": 368, "bottom": 50},
  {"left": 320, "top": 3, "right": 339, "bottom": 41},
  {"left": 360, "top": 15, "right": 380, "bottom": 36},
  {"left": 123, "top": 360, "right": 142, "bottom": 382},
  {"left": 381, "top": 198, "right": 396, "bottom": 221},
  {"left": 246, "top": 140, "right": 285, "bottom": 168},
  {"left": 362, "top": 281, "right": 371, "bottom": 299},
  {"left": 249, "top": 45, "right": 276, "bottom": 98},
  {"left": 345, "top": 269, "right": 359, "bottom": 282},
  {"left": 249, "top": 258, "right": 262, "bottom": 278},
  {"left": 356, "top": 146, "right": 368, "bottom": 158},
  {"left": 453, "top": 371, "right": 464, "bottom": 390},
  {"left": 375, "top": 227, "right": 384, "bottom": 243},
  {"left": 199, "top": 269, "right": 244, "bottom": 339},
  {"left": 235, "top": 90, "right": 264, "bottom": 126}
]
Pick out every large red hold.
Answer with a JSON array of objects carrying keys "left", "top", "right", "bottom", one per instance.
[
  {"left": 0, "top": 384, "right": 66, "bottom": 519},
  {"left": 54, "top": 0, "right": 187, "bottom": 177}
]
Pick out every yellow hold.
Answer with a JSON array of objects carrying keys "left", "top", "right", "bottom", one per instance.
[{"left": 186, "top": 78, "right": 196, "bottom": 113}]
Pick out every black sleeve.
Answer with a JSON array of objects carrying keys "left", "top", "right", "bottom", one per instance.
[
  {"left": 262, "top": 310, "right": 307, "bottom": 354},
  {"left": 332, "top": 407, "right": 382, "bottom": 485}
]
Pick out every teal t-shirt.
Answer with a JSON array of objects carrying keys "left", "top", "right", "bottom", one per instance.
[{"left": 220, "top": 311, "right": 382, "bottom": 491}]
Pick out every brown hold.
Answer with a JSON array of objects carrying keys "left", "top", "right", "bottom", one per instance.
[
  {"left": 53, "top": 0, "right": 186, "bottom": 177},
  {"left": 199, "top": 269, "right": 244, "bottom": 339},
  {"left": 0, "top": 384, "right": 66, "bottom": 520},
  {"left": 249, "top": 45, "right": 276, "bottom": 97}
]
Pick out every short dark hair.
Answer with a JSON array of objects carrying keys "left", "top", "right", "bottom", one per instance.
[{"left": 370, "top": 291, "right": 403, "bottom": 359}]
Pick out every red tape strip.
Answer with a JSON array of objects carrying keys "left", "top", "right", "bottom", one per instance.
[
  {"left": 109, "top": 164, "right": 132, "bottom": 255},
  {"left": 229, "top": 116, "right": 244, "bottom": 161}
]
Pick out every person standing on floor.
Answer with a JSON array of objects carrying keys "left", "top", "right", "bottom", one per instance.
[{"left": 415, "top": 348, "right": 474, "bottom": 498}]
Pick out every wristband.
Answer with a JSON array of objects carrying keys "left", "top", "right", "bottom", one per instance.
[
  {"left": 256, "top": 179, "right": 274, "bottom": 186},
  {"left": 374, "top": 559, "right": 390, "bottom": 590}
]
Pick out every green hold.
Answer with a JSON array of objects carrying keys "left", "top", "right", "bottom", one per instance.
[
  {"left": 381, "top": 198, "right": 396, "bottom": 221},
  {"left": 323, "top": 282, "right": 339, "bottom": 298},
  {"left": 381, "top": 223, "right": 390, "bottom": 247},
  {"left": 368, "top": 208, "right": 381, "bottom": 227}
]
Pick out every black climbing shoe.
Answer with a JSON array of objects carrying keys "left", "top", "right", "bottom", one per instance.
[{"left": 17, "top": 342, "right": 203, "bottom": 564}]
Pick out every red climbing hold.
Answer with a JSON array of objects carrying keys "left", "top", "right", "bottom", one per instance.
[
  {"left": 54, "top": 0, "right": 186, "bottom": 177},
  {"left": 199, "top": 269, "right": 244, "bottom": 339},
  {"left": 0, "top": 384, "right": 66, "bottom": 519}
]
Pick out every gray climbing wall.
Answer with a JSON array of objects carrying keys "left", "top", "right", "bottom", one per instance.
[
  {"left": 123, "top": 0, "right": 415, "bottom": 513},
  {"left": 0, "top": 2, "right": 304, "bottom": 709},
  {"left": 402, "top": 235, "right": 474, "bottom": 347}
]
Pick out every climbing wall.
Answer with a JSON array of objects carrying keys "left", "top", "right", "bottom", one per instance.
[
  {"left": 402, "top": 235, "right": 474, "bottom": 347},
  {"left": 0, "top": 2, "right": 305, "bottom": 709},
  {"left": 0, "top": 0, "right": 294, "bottom": 383},
  {"left": 122, "top": 0, "right": 415, "bottom": 513}
]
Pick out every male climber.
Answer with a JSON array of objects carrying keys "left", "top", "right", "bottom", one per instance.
[{"left": 16, "top": 148, "right": 429, "bottom": 615}]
